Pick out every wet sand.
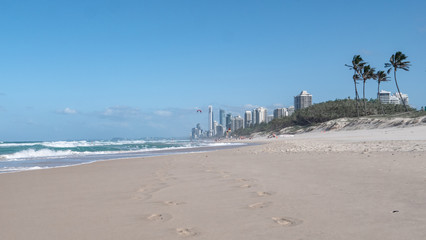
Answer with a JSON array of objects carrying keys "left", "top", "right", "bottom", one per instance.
[{"left": 1, "top": 126, "right": 425, "bottom": 239}]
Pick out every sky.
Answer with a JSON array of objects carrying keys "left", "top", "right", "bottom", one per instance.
[{"left": 1, "top": 0, "right": 425, "bottom": 141}]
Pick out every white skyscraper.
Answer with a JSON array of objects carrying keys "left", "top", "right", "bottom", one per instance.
[
  {"left": 253, "top": 107, "right": 267, "bottom": 124},
  {"left": 208, "top": 105, "right": 213, "bottom": 137},
  {"left": 231, "top": 116, "right": 244, "bottom": 131},
  {"left": 244, "top": 111, "right": 252, "bottom": 128}
]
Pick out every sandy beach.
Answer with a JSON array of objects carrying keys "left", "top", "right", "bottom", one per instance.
[{"left": 1, "top": 126, "right": 426, "bottom": 240}]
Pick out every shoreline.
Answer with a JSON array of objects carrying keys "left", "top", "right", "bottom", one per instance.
[
  {"left": 0, "top": 141, "right": 249, "bottom": 174},
  {"left": 1, "top": 126, "right": 425, "bottom": 239}
]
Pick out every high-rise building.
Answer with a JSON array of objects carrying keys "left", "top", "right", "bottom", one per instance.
[
  {"left": 231, "top": 116, "right": 244, "bottom": 131},
  {"left": 266, "top": 115, "right": 274, "bottom": 123},
  {"left": 244, "top": 111, "right": 252, "bottom": 128},
  {"left": 253, "top": 107, "right": 267, "bottom": 124},
  {"left": 208, "top": 105, "right": 213, "bottom": 137},
  {"left": 294, "top": 90, "right": 312, "bottom": 110},
  {"left": 288, "top": 106, "right": 295, "bottom": 116},
  {"left": 216, "top": 125, "right": 224, "bottom": 137},
  {"left": 219, "top": 109, "right": 225, "bottom": 126},
  {"left": 191, "top": 123, "right": 203, "bottom": 139},
  {"left": 213, "top": 121, "right": 218, "bottom": 136},
  {"left": 226, "top": 113, "right": 232, "bottom": 130},
  {"left": 273, "top": 108, "right": 288, "bottom": 119}
]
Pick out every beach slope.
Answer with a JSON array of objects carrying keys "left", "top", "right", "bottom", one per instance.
[{"left": 1, "top": 126, "right": 426, "bottom": 239}]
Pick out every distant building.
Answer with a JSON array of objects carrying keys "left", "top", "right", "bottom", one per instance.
[
  {"left": 244, "top": 111, "right": 252, "bottom": 128},
  {"left": 216, "top": 125, "right": 224, "bottom": 137},
  {"left": 226, "top": 113, "right": 232, "bottom": 130},
  {"left": 213, "top": 121, "right": 218, "bottom": 136},
  {"left": 394, "top": 92, "right": 409, "bottom": 105},
  {"left": 191, "top": 123, "right": 203, "bottom": 139},
  {"left": 294, "top": 90, "right": 312, "bottom": 110},
  {"left": 266, "top": 115, "right": 274, "bottom": 123},
  {"left": 208, "top": 105, "right": 213, "bottom": 137},
  {"left": 253, "top": 107, "right": 267, "bottom": 125},
  {"left": 273, "top": 108, "right": 288, "bottom": 119},
  {"left": 219, "top": 109, "right": 225, "bottom": 126},
  {"left": 378, "top": 90, "right": 391, "bottom": 103},
  {"left": 231, "top": 116, "right": 244, "bottom": 131},
  {"left": 379, "top": 90, "right": 409, "bottom": 105},
  {"left": 288, "top": 106, "right": 295, "bottom": 116}
]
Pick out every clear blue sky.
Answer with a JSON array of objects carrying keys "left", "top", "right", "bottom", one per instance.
[{"left": 1, "top": 0, "right": 425, "bottom": 141}]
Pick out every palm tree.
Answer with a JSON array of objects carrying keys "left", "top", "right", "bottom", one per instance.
[
  {"left": 360, "top": 64, "right": 376, "bottom": 115},
  {"left": 375, "top": 70, "right": 390, "bottom": 114},
  {"left": 385, "top": 51, "right": 411, "bottom": 111},
  {"left": 346, "top": 55, "right": 365, "bottom": 116}
]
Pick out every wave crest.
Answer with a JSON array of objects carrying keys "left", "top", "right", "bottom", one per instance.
[{"left": 3, "top": 149, "right": 78, "bottom": 160}]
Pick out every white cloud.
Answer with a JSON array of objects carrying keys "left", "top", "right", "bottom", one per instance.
[
  {"left": 154, "top": 110, "right": 173, "bottom": 117},
  {"left": 56, "top": 107, "right": 77, "bottom": 115},
  {"left": 99, "top": 106, "right": 142, "bottom": 120},
  {"left": 243, "top": 104, "right": 258, "bottom": 109}
]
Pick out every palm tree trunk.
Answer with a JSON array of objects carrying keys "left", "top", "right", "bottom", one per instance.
[
  {"left": 354, "top": 80, "right": 359, "bottom": 117},
  {"left": 363, "top": 80, "right": 366, "bottom": 115},
  {"left": 394, "top": 69, "right": 408, "bottom": 111},
  {"left": 378, "top": 82, "right": 385, "bottom": 114}
]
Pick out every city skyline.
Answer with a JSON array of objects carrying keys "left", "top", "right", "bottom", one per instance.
[
  {"left": 192, "top": 90, "right": 311, "bottom": 138},
  {"left": 1, "top": 0, "right": 425, "bottom": 141}
]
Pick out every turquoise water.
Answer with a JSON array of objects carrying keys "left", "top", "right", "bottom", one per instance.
[{"left": 0, "top": 139, "right": 243, "bottom": 173}]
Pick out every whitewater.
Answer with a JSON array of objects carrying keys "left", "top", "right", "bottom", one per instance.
[{"left": 0, "top": 139, "right": 244, "bottom": 173}]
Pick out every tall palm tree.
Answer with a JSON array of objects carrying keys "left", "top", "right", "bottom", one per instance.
[
  {"left": 346, "top": 55, "right": 365, "bottom": 116},
  {"left": 375, "top": 70, "right": 390, "bottom": 114},
  {"left": 360, "top": 64, "right": 376, "bottom": 115},
  {"left": 385, "top": 51, "right": 411, "bottom": 111}
]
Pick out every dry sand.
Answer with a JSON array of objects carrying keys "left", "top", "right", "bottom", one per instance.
[{"left": 1, "top": 126, "right": 426, "bottom": 239}]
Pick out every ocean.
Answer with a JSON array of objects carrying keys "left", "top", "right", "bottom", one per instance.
[{"left": 0, "top": 139, "right": 244, "bottom": 173}]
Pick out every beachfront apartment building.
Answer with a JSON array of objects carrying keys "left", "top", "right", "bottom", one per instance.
[
  {"left": 294, "top": 90, "right": 312, "bottom": 110},
  {"left": 231, "top": 116, "right": 244, "bottom": 131},
  {"left": 244, "top": 111, "right": 252, "bottom": 128},
  {"left": 219, "top": 109, "right": 225, "bottom": 126},
  {"left": 253, "top": 107, "right": 267, "bottom": 125},
  {"left": 226, "top": 113, "right": 232, "bottom": 130},
  {"left": 208, "top": 105, "right": 213, "bottom": 137},
  {"left": 273, "top": 108, "right": 288, "bottom": 119},
  {"left": 379, "top": 90, "right": 409, "bottom": 105}
]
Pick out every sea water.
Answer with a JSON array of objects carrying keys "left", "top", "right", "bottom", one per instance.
[{"left": 0, "top": 139, "right": 244, "bottom": 173}]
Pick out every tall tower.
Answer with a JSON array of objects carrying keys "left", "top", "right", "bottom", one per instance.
[
  {"left": 208, "top": 105, "right": 213, "bottom": 136},
  {"left": 294, "top": 90, "right": 312, "bottom": 110},
  {"left": 253, "top": 107, "right": 267, "bottom": 124},
  {"left": 219, "top": 109, "right": 225, "bottom": 126},
  {"left": 244, "top": 111, "right": 252, "bottom": 128}
]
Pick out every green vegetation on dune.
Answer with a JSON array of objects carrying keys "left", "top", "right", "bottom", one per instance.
[
  {"left": 234, "top": 99, "right": 422, "bottom": 136},
  {"left": 234, "top": 51, "right": 419, "bottom": 137}
]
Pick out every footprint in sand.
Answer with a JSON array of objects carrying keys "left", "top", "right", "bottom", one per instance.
[
  {"left": 248, "top": 202, "right": 272, "bottom": 209},
  {"left": 176, "top": 228, "right": 199, "bottom": 237},
  {"left": 163, "top": 201, "right": 186, "bottom": 206},
  {"left": 272, "top": 217, "right": 302, "bottom": 227},
  {"left": 235, "top": 178, "right": 255, "bottom": 183},
  {"left": 239, "top": 184, "right": 255, "bottom": 189},
  {"left": 146, "top": 213, "right": 172, "bottom": 222},
  {"left": 256, "top": 191, "right": 274, "bottom": 197}
]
